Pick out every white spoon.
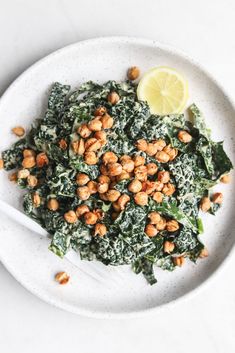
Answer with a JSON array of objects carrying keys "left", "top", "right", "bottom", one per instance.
[{"left": 0, "top": 199, "right": 121, "bottom": 286}]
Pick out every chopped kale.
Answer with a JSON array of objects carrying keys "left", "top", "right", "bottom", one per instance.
[
  {"left": 174, "top": 227, "right": 199, "bottom": 253},
  {"left": 190, "top": 103, "right": 211, "bottom": 140},
  {"left": 211, "top": 142, "right": 233, "bottom": 179},
  {"left": 49, "top": 230, "right": 71, "bottom": 257},
  {"left": 46, "top": 164, "right": 77, "bottom": 197},
  {"left": 133, "top": 259, "right": 157, "bottom": 285},
  {"left": 2, "top": 138, "right": 27, "bottom": 170},
  {"left": 69, "top": 155, "right": 99, "bottom": 179}
]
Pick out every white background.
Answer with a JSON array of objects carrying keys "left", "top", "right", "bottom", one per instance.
[{"left": 0, "top": 0, "right": 235, "bottom": 352}]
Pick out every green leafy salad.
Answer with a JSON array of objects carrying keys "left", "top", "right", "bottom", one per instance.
[{"left": 1, "top": 70, "right": 233, "bottom": 285}]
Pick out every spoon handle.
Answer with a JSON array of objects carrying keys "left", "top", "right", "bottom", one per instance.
[
  {"left": 0, "top": 199, "right": 47, "bottom": 237},
  {"left": 0, "top": 199, "right": 118, "bottom": 286}
]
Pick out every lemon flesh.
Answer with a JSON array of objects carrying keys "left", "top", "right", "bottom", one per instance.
[{"left": 137, "top": 67, "right": 188, "bottom": 115}]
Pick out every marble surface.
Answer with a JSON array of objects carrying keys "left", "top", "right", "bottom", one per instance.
[{"left": 0, "top": 0, "right": 235, "bottom": 352}]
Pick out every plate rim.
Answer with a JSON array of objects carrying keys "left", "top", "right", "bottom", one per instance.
[{"left": 0, "top": 36, "right": 234, "bottom": 319}]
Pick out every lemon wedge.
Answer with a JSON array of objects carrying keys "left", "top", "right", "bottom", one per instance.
[{"left": 137, "top": 66, "right": 189, "bottom": 115}]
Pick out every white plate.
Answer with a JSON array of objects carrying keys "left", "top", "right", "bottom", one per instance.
[{"left": 0, "top": 37, "right": 234, "bottom": 318}]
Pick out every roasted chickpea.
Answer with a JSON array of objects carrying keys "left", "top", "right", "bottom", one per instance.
[
  {"left": 105, "top": 189, "right": 121, "bottom": 202},
  {"left": 117, "top": 194, "right": 130, "bottom": 210},
  {"left": 154, "top": 181, "right": 164, "bottom": 191},
  {"left": 146, "top": 143, "right": 158, "bottom": 156},
  {"left": 212, "top": 192, "right": 223, "bottom": 204},
  {"left": 200, "top": 197, "right": 211, "bottom": 212},
  {"left": 76, "top": 204, "right": 90, "bottom": 217},
  {"left": 134, "top": 192, "right": 148, "bottom": 206},
  {"left": 23, "top": 149, "right": 36, "bottom": 158},
  {"left": 97, "top": 182, "right": 109, "bottom": 194},
  {"left": 88, "top": 119, "right": 102, "bottom": 132},
  {"left": 87, "top": 139, "right": 102, "bottom": 152},
  {"left": 152, "top": 191, "right": 163, "bottom": 203},
  {"left": 136, "top": 139, "right": 148, "bottom": 152},
  {"left": 100, "top": 114, "right": 114, "bottom": 129},
  {"left": 134, "top": 165, "right": 147, "bottom": 181},
  {"left": 94, "top": 223, "right": 107, "bottom": 237},
  {"left": 146, "top": 163, "right": 158, "bottom": 176},
  {"left": 84, "top": 212, "right": 98, "bottom": 225},
  {"left": 102, "top": 151, "right": 118, "bottom": 165},
  {"left": 32, "top": 193, "right": 41, "bottom": 207},
  {"left": 220, "top": 174, "right": 230, "bottom": 184},
  {"left": 77, "top": 124, "right": 92, "bottom": 138},
  {"left": 77, "top": 139, "right": 85, "bottom": 155},
  {"left": 100, "top": 163, "right": 109, "bottom": 175},
  {"left": 148, "top": 211, "right": 161, "bottom": 224},
  {"left": 94, "top": 130, "right": 107, "bottom": 145},
  {"left": 163, "top": 145, "right": 178, "bottom": 161},
  {"left": 120, "top": 158, "right": 135, "bottom": 172},
  {"left": 107, "top": 91, "right": 120, "bottom": 105},
  {"left": 116, "top": 171, "right": 131, "bottom": 182},
  {"left": 164, "top": 241, "right": 175, "bottom": 253},
  {"left": 155, "top": 151, "right": 170, "bottom": 163},
  {"left": 47, "top": 199, "right": 59, "bottom": 211},
  {"left": 199, "top": 247, "right": 209, "bottom": 258},
  {"left": 94, "top": 106, "right": 107, "bottom": 117},
  {"left": 55, "top": 271, "right": 70, "bottom": 285},
  {"left": 157, "top": 171, "right": 170, "bottom": 184},
  {"left": 133, "top": 155, "right": 146, "bottom": 167},
  {"left": 166, "top": 220, "right": 179, "bottom": 232},
  {"left": 84, "top": 152, "right": 98, "bottom": 165},
  {"left": 85, "top": 138, "right": 97, "bottom": 150},
  {"left": 107, "top": 162, "right": 123, "bottom": 176},
  {"left": 64, "top": 210, "right": 77, "bottom": 223},
  {"left": 168, "top": 148, "right": 178, "bottom": 161},
  {"left": 72, "top": 139, "right": 85, "bottom": 155},
  {"left": 178, "top": 130, "right": 192, "bottom": 143},
  {"left": 17, "top": 169, "right": 30, "bottom": 179},
  {"left": 128, "top": 179, "right": 142, "bottom": 193},
  {"left": 98, "top": 175, "right": 111, "bottom": 184},
  {"left": 87, "top": 180, "right": 98, "bottom": 194},
  {"left": 145, "top": 224, "right": 158, "bottom": 237},
  {"left": 76, "top": 186, "right": 90, "bottom": 200},
  {"left": 153, "top": 139, "right": 166, "bottom": 151},
  {"left": 27, "top": 175, "right": 38, "bottom": 187},
  {"left": 22, "top": 156, "right": 36, "bottom": 169},
  {"left": 173, "top": 256, "right": 185, "bottom": 267},
  {"left": 162, "top": 183, "right": 175, "bottom": 196},
  {"left": 76, "top": 173, "right": 90, "bottom": 186},
  {"left": 127, "top": 66, "right": 140, "bottom": 80},
  {"left": 112, "top": 201, "right": 121, "bottom": 212},
  {"left": 156, "top": 217, "right": 166, "bottom": 231},
  {"left": 12, "top": 126, "right": 25, "bottom": 137},
  {"left": 142, "top": 180, "right": 156, "bottom": 195},
  {"left": 58, "top": 139, "right": 67, "bottom": 150}
]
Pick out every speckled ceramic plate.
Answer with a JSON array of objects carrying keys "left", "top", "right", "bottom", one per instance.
[{"left": 0, "top": 37, "right": 234, "bottom": 318}]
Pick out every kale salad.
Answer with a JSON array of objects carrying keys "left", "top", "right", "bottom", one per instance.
[{"left": 0, "top": 67, "right": 233, "bottom": 285}]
